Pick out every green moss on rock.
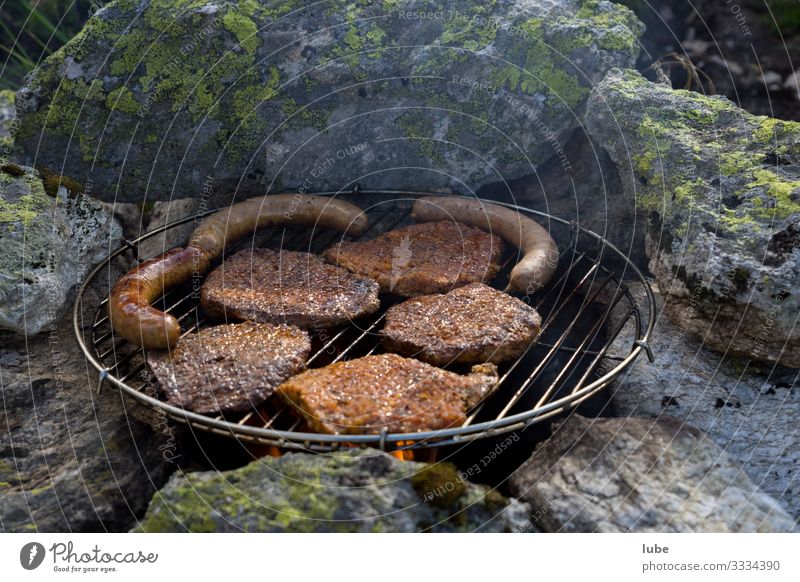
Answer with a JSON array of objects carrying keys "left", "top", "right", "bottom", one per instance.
[
  {"left": 491, "top": 18, "right": 589, "bottom": 110},
  {"left": 15, "top": 0, "right": 643, "bottom": 201},
  {"left": 397, "top": 110, "right": 441, "bottom": 163},
  {"left": 593, "top": 69, "right": 800, "bottom": 227},
  {"left": 440, "top": 1, "right": 500, "bottom": 52},
  {"left": 0, "top": 167, "right": 52, "bottom": 225},
  {"left": 586, "top": 68, "right": 800, "bottom": 366},
  {"left": 1, "top": 163, "right": 25, "bottom": 177},
  {"left": 0, "top": 89, "right": 14, "bottom": 107},
  {"left": 137, "top": 450, "right": 520, "bottom": 533},
  {"left": 38, "top": 166, "right": 85, "bottom": 197},
  {"left": 222, "top": 11, "right": 260, "bottom": 55},
  {"left": 745, "top": 168, "right": 800, "bottom": 219},
  {"left": 572, "top": 0, "right": 643, "bottom": 51},
  {"left": 483, "top": 488, "right": 509, "bottom": 512},
  {"left": 106, "top": 86, "right": 140, "bottom": 115},
  {"left": 410, "top": 463, "right": 466, "bottom": 508},
  {"left": 139, "top": 455, "right": 357, "bottom": 533}
]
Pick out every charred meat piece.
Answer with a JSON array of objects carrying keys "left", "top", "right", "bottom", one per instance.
[
  {"left": 200, "top": 249, "right": 380, "bottom": 329},
  {"left": 323, "top": 221, "right": 504, "bottom": 296},
  {"left": 276, "top": 353, "right": 498, "bottom": 434},
  {"left": 147, "top": 322, "right": 310, "bottom": 415},
  {"left": 382, "top": 283, "right": 542, "bottom": 365}
]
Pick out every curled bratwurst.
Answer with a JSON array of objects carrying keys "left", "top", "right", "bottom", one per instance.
[
  {"left": 411, "top": 196, "right": 559, "bottom": 294},
  {"left": 108, "top": 194, "right": 369, "bottom": 350}
]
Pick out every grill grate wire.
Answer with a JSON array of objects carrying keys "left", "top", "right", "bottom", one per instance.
[{"left": 74, "top": 191, "right": 656, "bottom": 452}]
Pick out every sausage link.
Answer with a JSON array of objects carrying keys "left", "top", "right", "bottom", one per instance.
[
  {"left": 109, "top": 194, "right": 369, "bottom": 349},
  {"left": 108, "top": 247, "right": 211, "bottom": 349},
  {"left": 411, "top": 196, "right": 559, "bottom": 293},
  {"left": 189, "top": 194, "right": 369, "bottom": 258}
]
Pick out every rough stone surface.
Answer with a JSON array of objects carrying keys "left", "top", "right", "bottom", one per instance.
[
  {"left": 509, "top": 414, "right": 797, "bottom": 532},
  {"left": 135, "top": 449, "right": 530, "bottom": 532},
  {"left": 0, "top": 90, "right": 14, "bottom": 150},
  {"left": 138, "top": 198, "right": 201, "bottom": 259},
  {"left": 586, "top": 68, "right": 800, "bottom": 367},
  {"left": 0, "top": 304, "right": 178, "bottom": 532},
  {"left": 602, "top": 282, "right": 800, "bottom": 521},
  {"left": 100, "top": 202, "right": 143, "bottom": 242},
  {"left": 16, "top": 0, "right": 642, "bottom": 203},
  {"left": 0, "top": 164, "right": 122, "bottom": 335}
]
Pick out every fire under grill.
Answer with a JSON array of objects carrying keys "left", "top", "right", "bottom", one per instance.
[{"left": 73, "top": 190, "right": 656, "bottom": 453}]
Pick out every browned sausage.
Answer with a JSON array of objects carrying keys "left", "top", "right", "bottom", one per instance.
[
  {"left": 109, "top": 194, "right": 369, "bottom": 349},
  {"left": 108, "top": 247, "right": 212, "bottom": 349},
  {"left": 411, "top": 196, "right": 559, "bottom": 293},
  {"left": 189, "top": 194, "right": 369, "bottom": 258}
]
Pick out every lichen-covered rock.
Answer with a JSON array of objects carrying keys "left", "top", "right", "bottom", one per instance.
[
  {"left": 601, "top": 282, "right": 800, "bottom": 521},
  {"left": 16, "top": 0, "right": 642, "bottom": 203},
  {"left": 0, "top": 90, "right": 15, "bottom": 151},
  {"left": 135, "top": 449, "right": 530, "bottom": 532},
  {"left": 0, "top": 163, "right": 122, "bottom": 335},
  {"left": 586, "top": 69, "right": 800, "bottom": 367},
  {"left": 0, "top": 305, "right": 178, "bottom": 532},
  {"left": 509, "top": 414, "right": 797, "bottom": 532}
]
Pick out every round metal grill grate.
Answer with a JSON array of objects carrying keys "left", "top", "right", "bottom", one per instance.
[{"left": 73, "top": 191, "right": 656, "bottom": 452}]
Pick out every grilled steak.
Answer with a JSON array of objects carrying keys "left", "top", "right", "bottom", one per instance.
[
  {"left": 382, "top": 283, "right": 542, "bottom": 365},
  {"left": 323, "top": 221, "right": 504, "bottom": 296},
  {"left": 147, "top": 322, "right": 310, "bottom": 415},
  {"left": 200, "top": 249, "right": 380, "bottom": 329},
  {"left": 276, "top": 353, "right": 498, "bottom": 434}
]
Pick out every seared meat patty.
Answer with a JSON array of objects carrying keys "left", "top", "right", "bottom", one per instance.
[
  {"left": 323, "top": 221, "right": 504, "bottom": 296},
  {"left": 147, "top": 322, "right": 310, "bottom": 415},
  {"left": 276, "top": 353, "right": 498, "bottom": 434},
  {"left": 200, "top": 249, "right": 380, "bottom": 329},
  {"left": 382, "top": 283, "right": 542, "bottom": 365}
]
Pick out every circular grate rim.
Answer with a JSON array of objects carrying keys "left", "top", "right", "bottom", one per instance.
[{"left": 73, "top": 191, "right": 656, "bottom": 451}]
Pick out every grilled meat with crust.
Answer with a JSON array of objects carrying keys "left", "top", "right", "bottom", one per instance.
[
  {"left": 200, "top": 249, "right": 380, "bottom": 329},
  {"left": 276, "top": 353, "right": 498, "bottom": 434},
  {"left": 323, "top": 221, "right": 504, "bottom": 296},
  {"left": 147, "top": 322, "right": 310, "bottom": 415},
  {"left": 382, "top": 283, "right": 542, "bottom": 365}
]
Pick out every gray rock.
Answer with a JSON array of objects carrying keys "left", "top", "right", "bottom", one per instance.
[
  {"left": 603, "top": 282, "right": 800, "bottom": 521},
  {"left": 509, "top": 414, "right": 796, "bottom": 532},
  {"left": 15, "top": 0, "right": 643, "bottom": 203},
  {"left": 135, "top": 449, "right": 530, "bottom": 532},
  {"left": 138, "top": 198, "right": 202, "bottom": 259},
  {"left": 0, "top": 90, "right": 14, "bottom": 150},
  {"left": 100, "top": 202, "right": 143, "bottom": 242},
  {"left": 0, "top": 307, "right": 178, "bottom": 532},
  {"left": 585, "top": 69, "right": 800, "bottom": 367},
  {"left": 0, "top": 164, "right": 122, "bottom": 335}
]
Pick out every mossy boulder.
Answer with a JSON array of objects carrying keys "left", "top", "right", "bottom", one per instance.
[
  {"left": 585, "top": 69, "right": 800, "bottom": 367},
  {"left": 134, "top": 449, "right": 530, "bottom": 532},
  {"left": 0, "top": 90, "right": 15, "bottom": 151},
  {"left": 0, "top": 163, "right": 121, "bottom": 335},
  {"left": 15, "top": 0, "right": 642, "bottom": 203}
]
